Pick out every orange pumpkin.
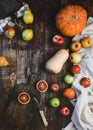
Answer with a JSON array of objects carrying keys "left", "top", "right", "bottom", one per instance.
[{"left": 56, "top": 5, "right": 87, "bottom": 37}]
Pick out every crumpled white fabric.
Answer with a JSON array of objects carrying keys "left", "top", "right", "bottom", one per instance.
[{"left": 62, "top": 17, "right": 93, "bottom": 130}]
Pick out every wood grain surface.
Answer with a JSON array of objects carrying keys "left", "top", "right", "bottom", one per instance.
[{"left": 0, "top": 0, "right": 92, "bottom": 130}]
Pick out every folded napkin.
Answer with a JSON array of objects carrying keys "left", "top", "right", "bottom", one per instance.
[{"left": 62, "top": 17, "right": 93, "bottom": 130}]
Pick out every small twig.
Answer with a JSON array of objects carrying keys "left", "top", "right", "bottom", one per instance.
[
  {"left": 27, "top": 67, "right": 34, "bottom": 78},
  {"left": 15, "top": 19, "right": 24, "bottom": 29}
]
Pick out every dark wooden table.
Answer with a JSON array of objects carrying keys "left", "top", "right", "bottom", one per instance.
[{"left": 0, "top": 0, "right": 92, "bottom": 130}]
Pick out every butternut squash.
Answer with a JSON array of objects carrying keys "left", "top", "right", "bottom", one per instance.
[{"left": 45, "top": 49, "right": 69, "bottom": 74}]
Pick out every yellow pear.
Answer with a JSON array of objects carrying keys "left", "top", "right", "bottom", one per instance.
[
  {"left": 22, "top": 29, "right": 33, "bottom": 41},
  {"left": 0, "top": 56, "right": 8, "bottom": 67},
  {"left": 23, "top": 9, "right": 34, "bottom": 24}
]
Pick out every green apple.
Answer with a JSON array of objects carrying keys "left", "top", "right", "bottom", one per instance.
[
  {"left": 69, "top": 52, "right": 82, "bottom": 64},
  {"left": 23, "top": 9, "right": 34, "bottom": 24},
  {"left": 64, "top": 74, "right": 74, "bottom": 84},
  {"left": 80, "top": 37, "right": 93, "bottom": 48},
  {"left": 49, "top": 97, "right": 60, "bottom": 108},
  {"left": 22, "top": 29, "right": 33, "bottom": 41}
]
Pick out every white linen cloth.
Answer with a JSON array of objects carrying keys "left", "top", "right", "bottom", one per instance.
[{"left": 62, "top": 17, "right": 93, "bottom": 130}]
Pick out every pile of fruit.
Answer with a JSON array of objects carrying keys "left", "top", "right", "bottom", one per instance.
[
  {"left": 3, "top": 9, "right": 34, "bottom": 41},
  {"left": 69, "top": 36, "right": 92, "bottom": 88},
  {"left": 35, "top": 4, "right": 93, "bottom": 118},
  {"left": 36, "top": 79, "right": 74, "bottom": 117},
  {"left": 0, "top": 8, "right": 34, "bottom": 67},
  {"left": 35, "top": 34, "right": 93, "bottom": 117},
  {"left": 0, "top": 3, "right": 92, "bottom": 121}
]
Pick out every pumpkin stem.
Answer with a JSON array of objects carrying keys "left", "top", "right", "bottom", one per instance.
[{"left": 72, "top": 15, "right": 78, "bottom": 19}]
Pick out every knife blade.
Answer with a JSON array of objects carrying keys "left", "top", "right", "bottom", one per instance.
[{"left": 33, "top": 97, "right": 48, "bottom": 127}]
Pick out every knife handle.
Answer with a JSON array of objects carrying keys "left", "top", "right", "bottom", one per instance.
[{"left": 39, "top": 111, "right": 48, "bottom": 127}]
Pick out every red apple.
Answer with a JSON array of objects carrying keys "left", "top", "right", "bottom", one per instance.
[
  {"left": 80, "top": 77, "right": 91, "bottom": 88},
  {"left": 60, "top": 106, "right": 70, "bottom": 116},
  {"left": 80, "top": 37, "right": 93, "bottom": 48},
  {"left": 71, "top": 65, "right": 81, "bottom": 74},
  {"left": 4, "top": 25, "right": 15, "bottom": 39},
  {"left": 52, "top": 35, "right": 64, "bottom": 45},
  {"left": 51, "top": 83, "right": 60, "bottom": 92},
  {"left": 70, "top": 41, "right": 81, "bottom": 52}
]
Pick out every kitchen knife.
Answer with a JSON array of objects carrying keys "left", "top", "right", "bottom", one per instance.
[{"left": 33, "top": 97, "right": 48, "bottom": 127}]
